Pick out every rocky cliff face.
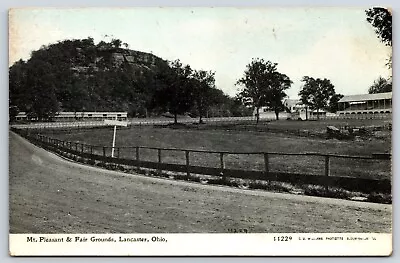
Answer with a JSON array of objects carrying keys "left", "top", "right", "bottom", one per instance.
[{"left": 9, "top": 38, "right": 169, "bottom": 119}]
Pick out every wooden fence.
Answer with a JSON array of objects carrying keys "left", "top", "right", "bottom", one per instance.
[{"left": 13, "top": 128, "right": 391, "bottom": 194}]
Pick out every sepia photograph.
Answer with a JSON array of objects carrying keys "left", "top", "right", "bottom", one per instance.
[{"left": 8, "top": 6, "right": 393, "bottom": 256}]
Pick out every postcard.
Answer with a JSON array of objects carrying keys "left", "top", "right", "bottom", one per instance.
[{"left": 8, "top": 7, "right": 392, "bottom": 256}]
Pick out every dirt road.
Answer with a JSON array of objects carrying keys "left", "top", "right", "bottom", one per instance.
[{"left": 9, "top": 132, "right": 392, "bottom": 233}]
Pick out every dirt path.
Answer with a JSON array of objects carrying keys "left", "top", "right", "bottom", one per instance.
[{"left": 9, "top": 132, "right": 392, "bottom": 233}]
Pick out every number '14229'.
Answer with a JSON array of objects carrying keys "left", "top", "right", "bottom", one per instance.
[{"left": 274, "top": 236, "right": 292, "bottom": 241}]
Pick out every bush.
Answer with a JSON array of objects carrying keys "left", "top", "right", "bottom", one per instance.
[
  {"left": 269, "top": 181, "right": 298, "bottom": 193},
  {"left": 116, "top": 165, "right": 126, "bottom": 172},
  {"left": 96, "top": 162, "right": 106, "bottom": 168},
  {"left": 303, "top": 184, "right": 352, "bottom": 199},
  {"left": 367, "top": 192, "right": 392, "bottom": 204},
  {"left": 207, "top": 177, "right": 228, "bottom": 186}
]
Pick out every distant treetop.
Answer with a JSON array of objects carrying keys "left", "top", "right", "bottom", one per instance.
[{"left": 366, "top": 7, "right": 392, "bottom": 46}]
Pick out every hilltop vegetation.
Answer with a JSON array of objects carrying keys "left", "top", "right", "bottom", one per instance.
[{"left": 9, "top": 37, "right": 251, "bottom": 121}]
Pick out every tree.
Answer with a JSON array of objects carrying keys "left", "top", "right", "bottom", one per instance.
[
  {"left": 25, "top": 59, "right": 60, "bottom": 120},
  {"left": 192, "top": 70, "right": 216, "bottom": 123},
  {"left": 236, "top": 58, "right": 292, "bottom": 123},
  {"left": 366, "top": 8, "right": 392, "bottom": 70},
  {"left": 327, "top": 93, "right": 344, "bottom": 113},
  {"left": 152, "top": 60, "right": 195, "bottom": 124},
  {"left": 265, "top": 73, "right": 292, "bottom": 120},
  {"left": 366, "top": 8, "right": 392, "bottom": 46},
  {"left": 111, "top": 38, "right": 122, "bottom": 48},
  {"left": 368, "top": 76, "right": 392, "bottom": 94},
  {"left": 299, "top": 76, "right": 335, "bottom": 120},
  {"left": 9, "top": 60, "right": 29, "bottom": 120},
  {"left": 9, "top": 106, "right": 19, "bottom": 122}
]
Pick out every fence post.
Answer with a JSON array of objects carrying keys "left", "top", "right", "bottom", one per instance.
[
  {"left": 185, "top": 150, "right": 190, "bottom": 177},
  {"left": 264, "top": 153, "right": 269, "bottom": 177},
  {"left": 324, "top": 155, "right": 330, "bottom": 177},
  {"left": 90, "top": 145, "right": 93, "bottom": 155},
  {"left": 324, "top": 155, "right": 331, "bottom": 191},
  {"left": 81, "top": 143, "right": 84, "bottom": 154},
  {"left": 158, "top": 149, "right": 162, "bottom": 174},
  {"left": 117, "top": 147, "right": 120, "bottom": 159},
  {"left": 103, "top": 146, "right": 106, "bottom": 158},
  {"left": 136, "top": 147, "right": 140, "bottom": 170},
  {"left": 75, "top": 142, "right": 78, "bottom": 152},
  {"left": 220, "top": 152, "right": 225, "bottom": 176}
]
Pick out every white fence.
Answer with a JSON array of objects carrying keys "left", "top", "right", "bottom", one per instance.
[
  {"left": 10, "top": 117, "right": 258, "bottom": 129},
  {"left": 10, "top": 112, "right": 392, "bottom": 130}
]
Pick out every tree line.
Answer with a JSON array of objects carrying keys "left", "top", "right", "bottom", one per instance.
[
  {"left": 9, "top": 8, "right": 391, "bottom": 123},
  {"left": 9, "top": 38, "right": 251, "bottom": 123},
  {"left": 235, "top": 58, "right": 343, "bottom": 123},
  {"left": 8, "top": 38, "right": 344, "bottom": 124}
]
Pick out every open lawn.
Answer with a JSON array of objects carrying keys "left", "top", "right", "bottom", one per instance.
[{"left": 43, "top": 119, "right": 392, "bottom": 180}]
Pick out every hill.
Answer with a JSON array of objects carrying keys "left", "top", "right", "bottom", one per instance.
[{"left": 9, "top": 38, "right": 169, "bottom": 120}]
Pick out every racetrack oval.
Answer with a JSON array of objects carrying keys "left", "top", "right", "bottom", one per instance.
[{"left": 9, "top": 132, "right": 392, "bottom": 233}]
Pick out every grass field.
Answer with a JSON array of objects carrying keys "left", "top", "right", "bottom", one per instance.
[
  {"left": 258, "top": 118, "right": 392, "bottom": 132},
  {"left": 42, "top": 119, "right": 392, "bottom": 180}
]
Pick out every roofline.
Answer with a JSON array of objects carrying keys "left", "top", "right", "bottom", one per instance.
[{"left": 338, "top": 92, "right": 392, "bottom": 103}]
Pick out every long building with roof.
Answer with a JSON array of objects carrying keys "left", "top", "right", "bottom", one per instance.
[
  {"left": 15, "top": 111, "right": 128, "bottom": 122},
  {"left": 337, "top": 92, "right": 392, "bottom": 115}
]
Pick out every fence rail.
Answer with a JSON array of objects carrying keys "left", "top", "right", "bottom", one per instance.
[
  {"left": 12, "top": 128, "right": 391, "bottom": 194},
  {"left": 10, "top": 112, "right": 392, "bottom": 130},
  {"left": 309, "top": 113, "right": 392, "bottom": 120}
]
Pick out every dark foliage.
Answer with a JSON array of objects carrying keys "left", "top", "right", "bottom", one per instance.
[
  {"left": 299, "top": 76, "right": 337, "bottom": 119},
  {"left": 236, "top": 58, "right": 292, "bottom": 122},
  {"left": 368, "top": 76, "right": 392, "bottom": 94},
  {"left": 366, "top": 8, "right": 392, "bottom": 70},
  {"left": 366, "top": 7, "right": 392, "bottom": 46},
  {"left": 327, "top": 93, "right": 344, "bottom": 113}
]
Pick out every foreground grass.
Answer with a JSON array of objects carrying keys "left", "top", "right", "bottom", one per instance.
[
  {"left": 43, "top": 123, "right": 391, "bottom": 180},
  {"left": 9, "top": 132, "right": 392, "bottom": 233}
]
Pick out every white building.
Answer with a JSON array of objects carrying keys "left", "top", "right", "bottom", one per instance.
[
  {"left": 283, "top": 99, "right": 333, "bottom": 120},
  {"left": 15, "top": 111, "right": 128, "bottom": 122},
  {"left": 337, "top": 92, "right": 392, "bottom": 115},
  {"left": 253, "top": 106, "right": 291, "bottom": 120}
]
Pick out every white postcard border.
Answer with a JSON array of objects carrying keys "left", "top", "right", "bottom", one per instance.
[{"left": 9, "top": 233, "right": 392, "bottom": 256}]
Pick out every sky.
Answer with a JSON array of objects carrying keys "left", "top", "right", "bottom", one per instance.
[{"left": 9, "top": 7, "right": 392, "bottom": 99}]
